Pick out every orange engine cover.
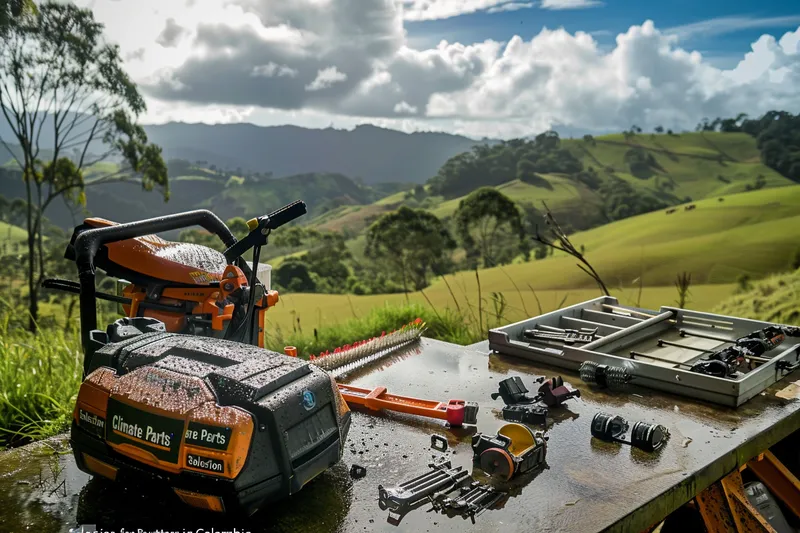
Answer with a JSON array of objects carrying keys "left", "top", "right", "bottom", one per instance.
[{"left": 84, "top": 217, "right": 227, "bottom": 286}]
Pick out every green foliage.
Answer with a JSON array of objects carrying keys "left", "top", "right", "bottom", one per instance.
[
  {"left": 226, "top": 217, "right": 249, "bottom": 238},
  {"left": 271, "top": 226, "right": 320, "bottom": 250},
  {"left": 272, "top": 231, "right": 354, "bottom": 294},
  {"left": 713, "top": 269, "right": 800, "bottom": 326},
  {"left": 744, "top": 174, "right": 767, "bottom": 191},
  {"left": 302, "top": 232, "right": 352, "bottom": 293},
  {"left": 0, "top": 1, "right": 168, "bottom": 329},
  {"left": 598, "top": 177, "right": 669, "bottom": 221},
  {"left": 365, "top": 206, "right": 456, "bottom": 292},
  {"left": 0, "top": 196, "right": 25, "bottom": 225},
  {"left": 429, "top": 132, "right": 582, "bottom": 198},
  {"left": 655, "top": 175, "right": 675, "bottom": 192},
  {"left": 701, "top": 111, "right": 800, "bottom": 183},
  {"left": 674, "top": 271, "right": 692, "bottom": 308},
  {"left": 624, "top": 147, "right": 660, "bottom": 179},
  {"left": 274, "top": 259, "right": 317, "bottom": 293},
  {"left": 0, "top": 0, "right": 36, "bottom": 33},
  {"left": 455, "top": 188, "right": 527, "bottom": 268},
  {"left": 226, "top": 175, "right": 245, "bottom": 187},
  {"left": 516, "top": 160, "right": 552, "bottom": 189},
  {"left": 572, "top": 166, "right": 601, "bottom": 190},
  {"left": 736, "top": 274, "right": 752, "bottom": 294},
  {"left": 791, "top": 249, "right": 800, "bottom": 272}
]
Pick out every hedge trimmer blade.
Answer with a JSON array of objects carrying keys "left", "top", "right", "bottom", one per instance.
[{"left": 310, "top": 318, "right": 427, "bottom": 379}]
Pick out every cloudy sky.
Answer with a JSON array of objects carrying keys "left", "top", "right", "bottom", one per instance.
[{"left": 73, "top": 0, "right": 800, "bottom": 139}]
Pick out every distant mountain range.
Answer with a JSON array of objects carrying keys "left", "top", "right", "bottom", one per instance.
[
  {"left": 143, "top": 122, "right": 492, "bottom": 184},
  {"left": 0, "top": 117, "right": 491, "bottom": 184}
]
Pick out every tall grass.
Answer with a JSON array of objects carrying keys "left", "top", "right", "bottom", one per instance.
[
  {"left": 0, "top": 314, "right": 83, "bottom": 448},
  {"left": 264, "top": 302, "right": 483, "bottom": 357},
  {"left": 713, "top": 267, "right": 800, "bottom": 326}
]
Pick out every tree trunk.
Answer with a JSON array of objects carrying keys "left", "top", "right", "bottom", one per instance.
[
  {"left": 35, "top": 191, "right": 45, "bottom": 298},
  {"left": 24, "top": 166, "right": 37, "bottom": 331}
]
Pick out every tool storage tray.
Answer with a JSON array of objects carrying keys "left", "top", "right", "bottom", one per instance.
[{"left": 488, "top": 296, "right": 800, "bottom": 407}]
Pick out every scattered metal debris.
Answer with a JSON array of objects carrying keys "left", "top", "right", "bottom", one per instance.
[
  {"left": 502, "top": 404, "right": 548, "bottom": 426},
  {"left": 378, "top": 461, "right": 469, "bottom": 525},
  {"left": 431, "top": 435, "right": 448, "bottom": 452},
  {"left": 349, "top": 464, "right": 367, "bottom": 479},
  {"left": 431, "top": 481, "right": 507, "bottom": 524}
]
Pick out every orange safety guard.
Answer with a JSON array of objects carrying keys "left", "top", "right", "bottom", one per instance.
[{"left": 337, "top": 384, "right": 468, "bottom": 427}]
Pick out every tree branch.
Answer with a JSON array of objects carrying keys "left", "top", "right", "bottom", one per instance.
[
  {"left": 531, "top": 201, "right": 610, "bottom": 296},
  {"left": 0, "top": 136, "right": 24, "bottom": 171}
]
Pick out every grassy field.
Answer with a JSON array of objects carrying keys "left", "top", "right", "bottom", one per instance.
[
  {"left": 576, "top": 133, "right": 790, "bottom": 200},
  {"left": 428, "top": 175, "right": 594, "bottom": 219},
  {"left": 562, "top": 185, "right": 800, "bottom": 286},
  {"left": 266, "top": 283, "right": 737, "bottom": 333},
  {"left": 266, "top": 185, "right": 800, "bottom": 332}
]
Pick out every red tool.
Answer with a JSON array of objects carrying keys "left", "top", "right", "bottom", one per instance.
[{"left": 337, "top": 384, "right": 479, "bottom": 427}]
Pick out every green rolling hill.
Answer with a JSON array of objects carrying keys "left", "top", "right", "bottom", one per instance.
[
  {"left": 266, "top": 185, "right": 800, "bottom": 332},
  {"left": 308, "top": 132, "right": 794, "bottom": 237}
]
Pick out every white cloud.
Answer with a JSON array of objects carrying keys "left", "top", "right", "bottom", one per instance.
[
  {"left": 666, "top": 15, "right": 800, "bottom": 41},
  {"left": 540, "top": 0, "right": 603, "bottom": 10},
  {"left": 305, "top": 66, "right": 348, "bottom": 91},
  {"left": 393, "top": 101, "right": 418, "bottom": 114},
  {"left": 487, "top": 2, "right": 534, "bottom": 14},
  {"left": 74, "top": 0, "right": 800, "bottom": 139},
  {"left": 401, "top": 0, "right": 535, "bottom": 21}
]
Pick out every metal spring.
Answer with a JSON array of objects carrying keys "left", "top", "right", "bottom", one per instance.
[{"left": 579, "top": 361, "right": 631, "bottom": 389}]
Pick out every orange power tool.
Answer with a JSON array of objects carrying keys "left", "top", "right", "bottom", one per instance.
[{"left": 336, "top": 384, "right": 478, "bottom": 427}]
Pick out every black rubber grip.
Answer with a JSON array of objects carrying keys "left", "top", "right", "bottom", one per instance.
[{"left": 266, "top": 201, "right": 307, "bottom": 230}]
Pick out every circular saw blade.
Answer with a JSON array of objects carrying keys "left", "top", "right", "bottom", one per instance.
[{"left": 480, "top": 447, "right": 514, "bottom": 481}]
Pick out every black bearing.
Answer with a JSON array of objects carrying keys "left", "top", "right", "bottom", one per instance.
[
  {"left": 630, "top": 421, "right": 668, "bottom": 452},
  {"left": 590, "top": 412, "right": 628, "bottom": 441}
]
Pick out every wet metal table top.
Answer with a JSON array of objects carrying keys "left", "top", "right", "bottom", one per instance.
[{"left": 3, "top": 338, "right": 800, "bottom": 533}]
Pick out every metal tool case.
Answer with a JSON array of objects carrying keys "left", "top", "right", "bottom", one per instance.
[{"left": 488, "top": 296, "right": 800, "bottom": 407}]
